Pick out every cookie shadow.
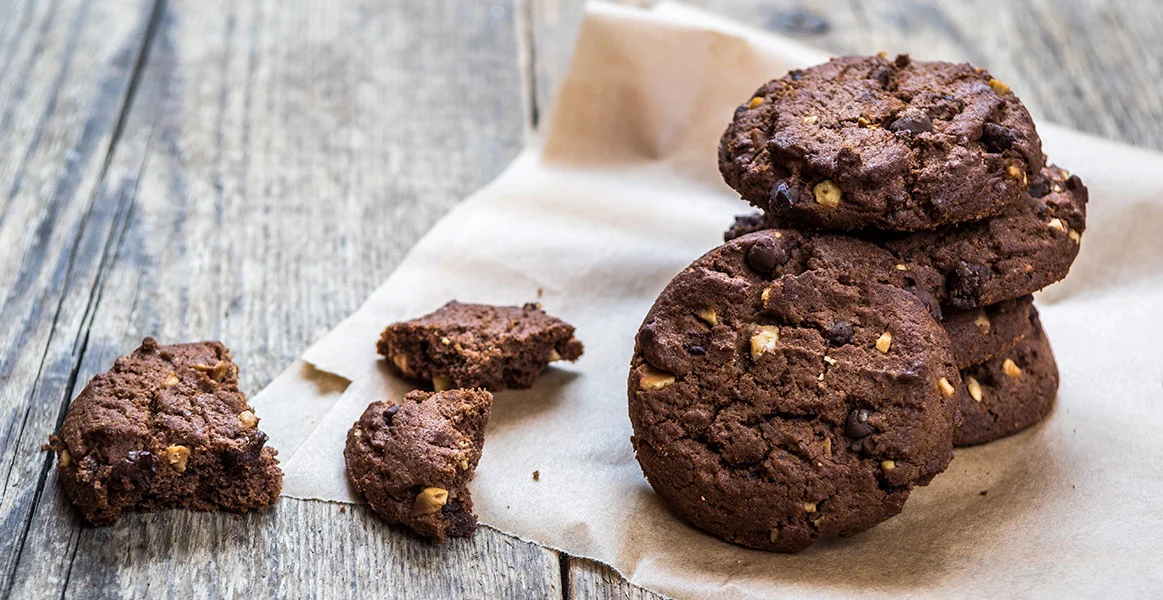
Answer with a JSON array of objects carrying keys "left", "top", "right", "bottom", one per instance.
[{"left": 487, "top": 367, "right": 581, "bottom": 431}]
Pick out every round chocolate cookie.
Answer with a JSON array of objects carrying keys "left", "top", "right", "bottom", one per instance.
[
  {"left": 724, "top": 166, "right": 1087, "bottom": 310},
  {"left": 955, "top": 309, "right": 1058, "bottom": 446},
  {"left": 629, "top": 230, "right": 961, "bottom": 552},
  {"left": 942, "top": 296, "right": 1033, "bottom": 369},
  {"left": 719, "top": 54, "right": 1044, "bottom": 231}
]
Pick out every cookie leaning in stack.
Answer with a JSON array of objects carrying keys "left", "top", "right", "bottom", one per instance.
[{"left": 630, "top": 53, "right": 1087, "bottom": 552}]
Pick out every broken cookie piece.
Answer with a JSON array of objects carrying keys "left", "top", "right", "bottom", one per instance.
[
  {"left": 377, "top": 301, "right": 584, "bottom": 390},
  {"left": 49, "top": 337, "right": 282, "bottom": 526},
  {"left": 344, "top": 389, "right": 492, "bottom": 542}
]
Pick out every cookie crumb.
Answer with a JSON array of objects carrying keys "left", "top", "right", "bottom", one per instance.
[
  {"left": 979, "top": 490, "right": 988, "bottom": 496},
  {"left": 532, "top": 470, "right": 540, "bottom": 481}
]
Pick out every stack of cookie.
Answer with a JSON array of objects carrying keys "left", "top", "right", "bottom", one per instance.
[{"left": 628, "top": 54, "right": 1086, "bottom": 552}]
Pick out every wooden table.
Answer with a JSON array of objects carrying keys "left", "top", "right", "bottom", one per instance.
[{"left": 2, "top": 1, "right": 1159, "bottom": 597}]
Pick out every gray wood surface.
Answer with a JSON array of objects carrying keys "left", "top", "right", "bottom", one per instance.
[{"left": 1, "top": 0, "right": 1160, "bottom": 598}]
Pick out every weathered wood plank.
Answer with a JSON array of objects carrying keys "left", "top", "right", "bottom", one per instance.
[
  {"left": 0, "top": 1, "right": 159, "bottom": 595},
  {"left": 8, "top": 0, "right": 562, "bottom": 597},
  {"left": 568, "top": 556, "right": 666, "bottom": 600}
]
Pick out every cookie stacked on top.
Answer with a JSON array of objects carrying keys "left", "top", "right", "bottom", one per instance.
[{"left": 628, "top": 54, "right": 1086, "bottom": 552}]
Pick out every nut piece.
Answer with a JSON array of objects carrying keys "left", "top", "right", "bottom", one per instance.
[
  {"left": 163, "top": 372, "right": 180, "bottom": 387},
  {"left": 238, "top": 410, "right": 259, "bottom": 428},
  {"left": 813, "top": 180, "right": 842, "bottom": 208},
  {"left": 194, "top": 361, "right": 232, "bottom": 382},
  {"left": 748, "top": 96, "right": 764, "bottom": 109},
  {"left": 391, "top": 354, "right": 412, "bottom": 376},
  {"left": 1005, "top": 164, "right": 1026, "bottom": 184},
  {"left": 966, "top": 377, "right": 984, "bottom": 402},
  {"left": 769, "top": 528, "right": 780, "bottom": 543},
  {"left": 803, "top": 115, "right": 819, "bottom": 125},
  {"left": 989, "top": 78, "right": 1011, "bottom": 95},
  {"left": 750, "top": 325, "right": 780, "bottom": 360},
  {"left": 875, "top": 331, "right": 893, "bottom": 354},
  {"left": 696, "top": 308, "right": 719, "bottom": 326},
  {"left": 974, "top": 311, "right": 991, "bottom": 332},
  {"left": 1002, "top": 358, "right": 1023, "bottom": 378},
  {"left": 881, "top": 460, "right": 896, "bottom": 471},
  {"left": 547, "top": 349, "right": 563, "bottom": 362},
  {"left": 412, "top": 487, "right": 449, "bottom": 516},
  {"left": 432, "top": 375, "right": 452, "bottom": 392},
  {"left": 58, "top": 448, "right": 72, "bottom": 468},
  {"left": 165, "top": 445, "right": 191, "bottom": 472},
  {"left": 803, "top": 502, "right": 817, "bottom": 513},
  {"left": 938, "top": 377, "right": 956, "bottom": 397},
  {"left": 639, "top": 366, "right": 676, "bottom": 391},
  {"left": 894, "top": 264, "right": 909, "bottom": 271},
  {"left": 1069, "top": 230, "right": 1082, "bottom": 244},
  {"left": 1047, "top": 218, "right": 1065, "bottom": 232}
]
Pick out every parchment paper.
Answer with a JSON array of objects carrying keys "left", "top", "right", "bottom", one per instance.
[{"left": 251, "top": 3, "right": 1163, "bottom": 597}]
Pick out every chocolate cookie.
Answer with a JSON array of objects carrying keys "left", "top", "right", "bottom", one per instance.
[
  {"left": 955, "top": 309, "right": 1058, "bottom": 446},
  {"left": 49, "top": 338, "right": 282, "bottom": 525},
  {"left": 378, "top": 301, "right": 584, "bottom": 391},
  {"left": 942, "top": 296, "right": 1033, "bottom": 369},
  {"left": 725, "top": 166, "right": 1087, "bottom": 309},
  {"left": 344, "top": 389, "right": 492, "bottom": 542},
  {"left": 629, "top": 230, "right": 960, "bottom": 552},
  {"left": 719, "top": 54, "right": 1044, "bottom": 231}
]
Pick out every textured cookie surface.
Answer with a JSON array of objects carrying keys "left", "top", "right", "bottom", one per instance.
[
  {"left": 942, "top": 296, "right": 1033, "bottom": 369},
  {"left": 629, "top": 230, "right": 960, "bottom": 552},
  {"left": 378, "top": 301, "right": 584, "bottom": 390},
  {"left": 725, "top": 166, "right": 1087, "bottom": 309},
  {"left": 955, "top": 310, "right": 1058, "bottom": 446},
  {"left": 50, "top": 338, "right": 282, "bottom": 525},
  {"left": 719, "top": 54, "right": 1044, "bottom": 231},
  {"left": 344, "top": 389, "right": 492, "bottom": 542}
]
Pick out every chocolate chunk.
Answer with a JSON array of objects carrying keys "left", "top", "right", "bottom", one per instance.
[
  {"left": 111, "top": 450, "right": 157, "bottom": 489},
  {"left": 1028, "top": 178, "right": 1050, "bottom": 198},
  {"left": 845, "top": 409, "right": 876, "bottom": 439},
  {"left": 685, "top": 344, "right": 707, "bottom": 356},
  {"left": 1066, "top": 174, "right": 1084, "bottom": 191},
  {"left": 824, "top": 321, "right": 855, "bottom": 346},
  {"left": 383, "top": 404, "right": 399, "bottom": 425},
  {"left": 769, "top": 181, "right": 801, "bottom": 210},
  {"left": 981, "top": 123, "right": 1018, "bottom": 153},
  {"left": 947, "top": 262, "right": 990, "bottom": 309},
  {"left": 746, "top": 238, "right": 789, "bottom": 274},
  {"left": 888, "top": 108, "right": 932, "bottom": 136},
  {"left": 893, "top": 54, "right": 911, "bottom": 68}
]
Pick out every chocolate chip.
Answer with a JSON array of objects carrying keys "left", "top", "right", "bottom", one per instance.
[
  {"left": 824, "top": 321, "right": 855, "bottom": 346},
  {"left": 981, "top": 123, "right": 1017, "bottom": 153},
  {"left": 725, "top": 213, "right": 766, "bottom": 241},
  {"left": 1066, "top": 174, "right": 1084, "bottom": 192},
  {"left": 888, "top": 108, "right": 932, "bottom": 136},
  {"left": 845, "top": 409, "right": 875, "bottom": 439},
  {"left": 685, "top": 344, "right": 707, "bottom": 356},
  {"left": 1028, "top": 178, "right": 1050, "bottom": 198},
  {"left": 906, "top": 286, "right": 942, "bottom": 321},
  {"left": 769, "top": 181, "right": 800, "bottom": 210},
  {"left": 112, "top": 450, "right": 158, "bottom": 488},
  {"left": 947, "top": 261, "right": 990, "bottom": 309},
  {"left": 874, "top": 67, "right": 892, "bottom": 87},
  {"left": 746, "top": 238, "right": 788, "bottom": 274},
  {"left": 789, "top": 70, "right": 804, "bottom": 81},
  {"left": 383, "top": 404, "right": 399, "bottom": 425}
]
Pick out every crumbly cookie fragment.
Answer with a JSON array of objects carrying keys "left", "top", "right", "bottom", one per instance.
[
  {"left": 344, "top": 389, "right": 492, "bottom": 541},
  {"left": 50, "top": 338, "right": 282, "bottom": 525},
  {"left": 378, "top": 301, "right": 584, "bottom": 390}
]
